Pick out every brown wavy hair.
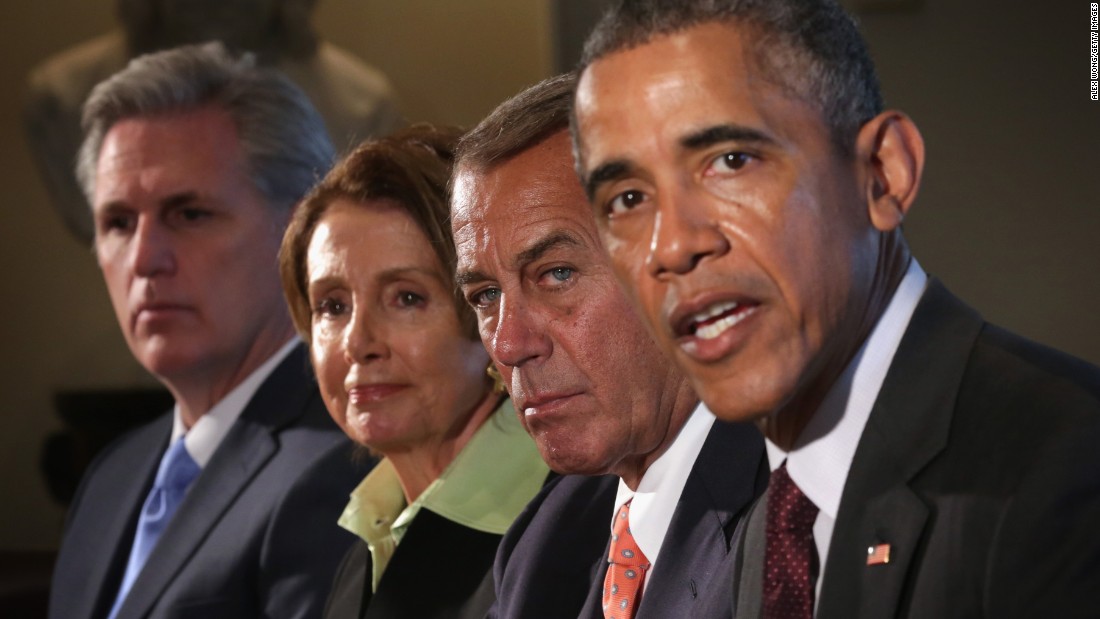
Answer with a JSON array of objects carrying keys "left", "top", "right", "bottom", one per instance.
[{"left": 279, "top": 123, "right": 476, "bottom": 344}]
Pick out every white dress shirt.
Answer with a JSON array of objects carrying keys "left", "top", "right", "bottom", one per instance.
[
  {"left": 169, "top": 338, "right": 299, "bottom": 467},
  {"left": 612, "top": 401, "right": 716, "bottom": 587},
  {"left": 765, "top": 260, "right": 927, "bottom": 602}
]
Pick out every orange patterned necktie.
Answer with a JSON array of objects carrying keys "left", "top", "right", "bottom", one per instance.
[{"left": 602, "top": 500, "right": 650, "bottom": 619}]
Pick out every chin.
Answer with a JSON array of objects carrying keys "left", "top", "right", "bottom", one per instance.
[
  {"left": 345, "top": 414, "right": 409, "bottom": 453},
  {"left": 138, "top": 351, "right": 205, "bottom": 382},
  {"left": 694, "top": 374, "right": 788, "bottom": 424},
  {"left": 537, "top": 438, "right": 615, "bottom": 476}
]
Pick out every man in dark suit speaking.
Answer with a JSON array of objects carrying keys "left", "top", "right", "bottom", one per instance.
[
  {"left": 450, "top": 73, "right": 766, "bottom": 619},
  {"left": 49, "top": 43, "right": 364, "bottom": 619},
  {"left": 572, "top": 0, "right": 1100, "bottom": 617}
]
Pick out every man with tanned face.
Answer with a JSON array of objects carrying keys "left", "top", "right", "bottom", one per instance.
[
  {"left": 450, "top": 73, "right": 765, "bottom": 618},
  {"left": 572, "top": 1, "right": 1100, "bottom": 617}
]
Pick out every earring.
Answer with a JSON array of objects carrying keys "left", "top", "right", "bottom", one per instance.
[{"left": 486, "top": 363, "right": 507, "bottom": 394}]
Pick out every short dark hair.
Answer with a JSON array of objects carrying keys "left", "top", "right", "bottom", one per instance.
[
  {"left": 280, "top": 124, "right": 476, "bottom": 343},
  {"left": 579, "top": 0, "right": 882, "bottom": 154},
  {"left": 455, "top": 72, "right": 576, "bottom": 174},
  {"left": 79, "top": 42, "right": 334, "bottom": 212}
]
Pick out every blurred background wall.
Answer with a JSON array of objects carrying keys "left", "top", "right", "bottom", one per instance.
[{"left": 0, "top": 0, "right": 1096, "bottom": 553}]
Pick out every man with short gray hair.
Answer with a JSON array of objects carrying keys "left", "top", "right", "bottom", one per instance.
[
  {"left": 451, "top": 73, "right": 766, "bottom": 618},
  {"left": 49, "top": 43, "right": 364, "bottom": 619}
]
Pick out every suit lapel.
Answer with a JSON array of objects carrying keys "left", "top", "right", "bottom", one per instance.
[
  {"left": 75, "top": 418, "right": 169, "bottom": 619},
  {"left": 325, "top": 541, "right": 371, "bottom": 619},
  {"left": 638, "top": 420, "right": 766, "bottom": 617},
  {"left": 578, "top": 537, "right": 612, "bottom": 619},
  {"left": 117, "top": 346, "right": 314, "bottom": 619},
  {"left": 817, "top": 280, "right": 983, "bottom": 619},
  {"left": 732, "top": 494, "right": 767, "bottom": 619}
]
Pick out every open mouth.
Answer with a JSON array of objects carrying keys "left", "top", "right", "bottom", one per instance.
[{"left": 683, "top": 301, "right": 758, "bottom": 340}]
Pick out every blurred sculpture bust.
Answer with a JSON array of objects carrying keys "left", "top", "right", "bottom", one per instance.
[{"left": 24, "top": 0, "right": 401, "bottom": 243}]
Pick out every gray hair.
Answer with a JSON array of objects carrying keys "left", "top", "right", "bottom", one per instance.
[
  {"left": 579, "top": 0, "right": 883, "bottom": 155},
  {"left": 77, "top": 41, "right": 334, "bottom": 211},
  {"left": 455, "top": 72, "right": 576, "bottom": 174}
]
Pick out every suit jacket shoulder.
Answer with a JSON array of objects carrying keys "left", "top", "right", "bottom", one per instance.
[
  {"left": 50, "top": 345, "right": 369, "bottom": 619},
  {"left": 489, "top": 473, "right": 619, "bottom": 619},
  {"left": 49, "top": 413, "right": 171, "bottom": 619},
  {"left": 492, "top": 419, "right": 766, "bottom": 619},
  {"left": 819, "top": 280, "right": 1100, "bottom": 618}
]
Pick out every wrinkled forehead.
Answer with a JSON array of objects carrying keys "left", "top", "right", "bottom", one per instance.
[
  {"left": 454, "top": 135, "right": 597, "bottom": 242},
  {"left": 93, "top": 109, "right": 250, "bottom": 203},
  {"left": 451, "top": 171, "right": 606, "bottom": 280},
  {"left": 574, "top": 21, "right": 841, "bottom": 170},
  {"left": 574, "top": 22, "right": 830, "bottom": 183}
]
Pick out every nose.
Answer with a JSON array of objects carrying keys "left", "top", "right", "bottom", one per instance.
[
  {"left": 343, "top": 307, "right": 388, "bottom": 365},
  {"left": 645, "top": 187, "right": 729, "bottom": 279},
  {"left": 129, "top": 217, "right": 177, "bottom": 278},
  {"left": 489, "top": 294, "right": 551, "bottom": 370}
]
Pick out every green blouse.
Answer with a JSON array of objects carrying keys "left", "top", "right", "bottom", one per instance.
[{"left": 336, "top": 398, "right": 548, "bottom": 591}]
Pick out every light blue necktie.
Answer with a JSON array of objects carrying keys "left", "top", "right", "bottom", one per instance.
[{"left": 107, "top": 437, "right": 200, "bottom": 619}]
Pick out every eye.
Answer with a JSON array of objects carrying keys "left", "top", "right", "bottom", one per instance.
[
  {"left": 707, "top": 151, "right": 754, "bottom": 174},
  {"left": 548, "top": 267, "right": 573, "bottom": 283},
  {"left": 314, "top": 297, "right": 348, "bottom": 318},
  {"left": 470, "top": 287, "right": 501, "bottom": 308},
  {"left": 607, "top": 189, "right": 647, "bottom": 216},
  {"left": 395, "top": 291, "right": 425, "bottom": 308},
  {"left": 98, "top": 211, "right": 135, "bottom": 235},
  {"left": 168, "top": 205, "right": 213, "bottom": 227},
  {"left": 539, "top": 266, "right": 576, "bottom": 290}
]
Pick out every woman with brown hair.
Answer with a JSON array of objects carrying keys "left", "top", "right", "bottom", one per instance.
[{"left": 279, "top": 124, "right": 547, "bottom": 618}]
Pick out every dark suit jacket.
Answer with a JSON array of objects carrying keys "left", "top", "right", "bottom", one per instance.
[
  {"left": 49, "top": 345, "right": 369, "bottom": 619},
  {"left": 490, "top": 418, "right": 767, "bottom": 618},
  {"left": 323, "top": 509, "right": 499, "bottom": 619},
  {"left": 733, "top": 279, "right": 1100, "bottom": 618}
]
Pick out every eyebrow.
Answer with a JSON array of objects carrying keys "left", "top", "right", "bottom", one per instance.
[
  {"left": 516, "top": 232, "right": 581, "bottom": 267},
  {"left": 584, "top": 160, "right": 633, "bottom": 202},
  {"left": 454, "top": 231, "right": 582, "bottom": 288},
  {"left": 454, "top": 269, "right": 490, "bottom": 288},
  {"left": 309, "top": 266, "right": 444, "bottom": 293},
  {"left": 583, "top": 123, "right": 777, "bottom": 201},
  {"left": 680, "top": 123, "right": 776, "bottom": 151},
  {"left": 94, "top": 190, "right": 201, "bottom": 214},
  {"left": 161, "top": 191, "right": 201, "bottom": 209},
  {"left": 376, "top": 266, "right": 445, "bottom": 285}
]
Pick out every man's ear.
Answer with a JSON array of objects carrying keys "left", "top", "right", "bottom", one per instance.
[{"left": 855, "top": 111, "right": 925, "bottom": 232}]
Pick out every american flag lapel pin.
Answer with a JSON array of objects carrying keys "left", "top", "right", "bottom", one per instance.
[{"left": 866, "top": 543, "right": 891, "bottom": 566}]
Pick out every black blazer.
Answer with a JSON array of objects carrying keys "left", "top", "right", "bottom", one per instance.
[
  {"left": 490, "top": 418, "right": 767, "bottom": 618},
  {"left": 323, "top": 509, "right": 499, "bottom": 619},
  {"left": 49, "top": 345, "right": 368, "bottom": 619},
  {"left": 732, "top": 280, "right": 1100, "bottom": 618}
]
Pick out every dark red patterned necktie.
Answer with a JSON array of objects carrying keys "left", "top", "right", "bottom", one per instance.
[{"left": 764, "top": 462, "right": 819, "bottom": 619}]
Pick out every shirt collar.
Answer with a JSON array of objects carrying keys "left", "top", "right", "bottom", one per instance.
[
  {"left": 171, "top": 337, "right": 299, "bottom": 468},
  {"left": 337, "top": 397, "right": 547, "bottom": 591},
  {"left": 765, "top": 260, "right": 927, "bottom": 519},
  {"left": 613, "top": 401, "right": 716, "bottom": 568},
  {"left": 337, "top": 458, "right": 405, "bottom": 591},
  {"left": 409, "top": 397, "right": 548, "bottom": 534}
]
